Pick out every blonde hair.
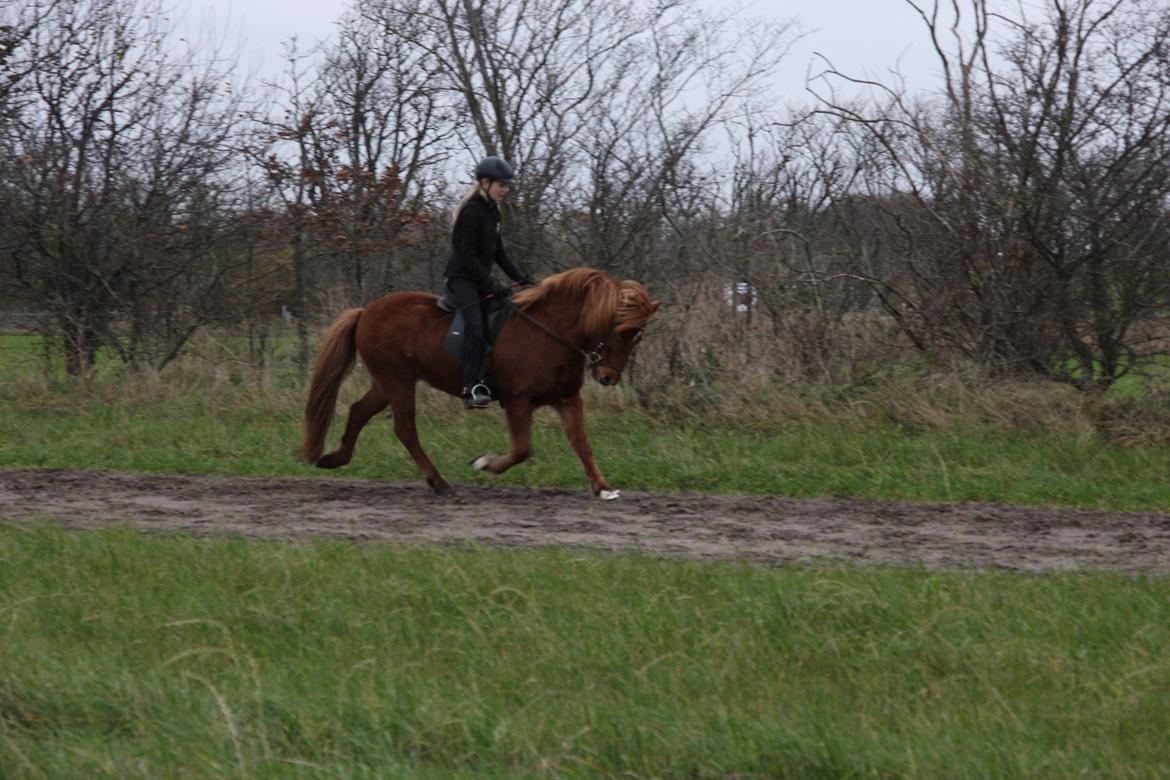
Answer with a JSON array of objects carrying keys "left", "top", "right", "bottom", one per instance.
[{"left": 451, "top": 182, "right": 487, "bottom": 228}]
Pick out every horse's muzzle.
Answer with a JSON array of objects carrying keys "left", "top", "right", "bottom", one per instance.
[{"left": 596, "top": 368, "right": 620, "bottom": 386}]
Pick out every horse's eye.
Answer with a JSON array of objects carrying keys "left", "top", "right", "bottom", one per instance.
[{"left": 622, "top": 329, "right": 643, "bottom": 343}]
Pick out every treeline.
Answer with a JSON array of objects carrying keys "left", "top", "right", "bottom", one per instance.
[{"left": 3, "top": 0, "right": 1170, "bottom": 392}]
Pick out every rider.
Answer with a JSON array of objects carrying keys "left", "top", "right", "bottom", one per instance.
[{"left": 445, "top": 155, "right": 535, "bottom": 409}]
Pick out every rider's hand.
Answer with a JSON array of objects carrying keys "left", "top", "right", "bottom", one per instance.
[{"left": 519, "top": 274, "right": 537, "bottom": 286}]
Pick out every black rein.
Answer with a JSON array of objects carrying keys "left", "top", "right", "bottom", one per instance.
[{"left": 515, "top": 308, "right": 616, "bottom": 370}]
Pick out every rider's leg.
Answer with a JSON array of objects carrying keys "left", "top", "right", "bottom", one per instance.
[{"left": 448, "top": 277, "right": 491, "bottom": 405}]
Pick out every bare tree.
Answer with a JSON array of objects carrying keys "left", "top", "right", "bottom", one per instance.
[
  {"left": 677, "top": 111, "right": 897, "bottom": 380},
  {"left": 248, "top": 41, "right": 328, "bottom": 372},
  {"left": 0, "top": 0, "right": 72, "bottom": 106},
  {"left": 250, "top": 10, "right": 456, "bottom": 368},
  {"left": 308, "top": 11, "right": 455, "bottom": 301},
  {"left": 2, "top": 0, "right": 76, "bottom": 324},
  {"left": 814, "top": 0, "right": 1170, "bottom": 388},
  {"left": 560, "top": 7, "right": 795, "bottom": 278},
  {"left": 0, "top": 0, "right": 251, "bottom": 379},
  {"left": 359, "top": 0, "right": 796, "bottom": 280}
]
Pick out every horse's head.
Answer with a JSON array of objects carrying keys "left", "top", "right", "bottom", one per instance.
[
  {"left": 586, "top": 279, "right": 661, "bottom": 387},
  {"left": 514, "top": 269, "right": 661, "bottom": 386}
]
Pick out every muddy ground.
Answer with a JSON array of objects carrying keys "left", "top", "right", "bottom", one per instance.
[{"left": 3, "top": 467, "right": 1170, "bottom": 573}]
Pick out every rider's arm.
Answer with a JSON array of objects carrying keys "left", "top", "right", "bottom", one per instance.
[{"left": 495, "top": 241, "right": 524, "bottom": 283}]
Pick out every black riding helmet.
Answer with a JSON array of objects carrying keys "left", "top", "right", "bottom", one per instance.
[{"left": 474, "top": 156, "right": 514, "bottom": 182}]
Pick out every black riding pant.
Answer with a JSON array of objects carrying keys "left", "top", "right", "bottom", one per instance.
[{"left": 447, "top": 276, "right": 490, "bottom": 392}]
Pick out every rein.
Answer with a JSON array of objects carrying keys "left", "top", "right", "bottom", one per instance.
[{"left": 515, "top": 308, "right": 615, "bottom": 369}]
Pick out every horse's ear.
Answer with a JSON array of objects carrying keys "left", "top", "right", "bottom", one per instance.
[{"left": 650, "top": 300, "right": 662, "bottom": 314}]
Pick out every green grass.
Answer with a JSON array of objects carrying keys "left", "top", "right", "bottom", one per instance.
[
  {"left": 5, "top": 329, "right": 1170, "bottom": 509},
  {"left": 5, "top": 336, "right": 1170, "bottom": 777},
  {"left": 2, "top": 522, "right": 1169, "bottom": 779},
  {"left": 3, "top": 388, "right": 1170, "bottom": 510}
]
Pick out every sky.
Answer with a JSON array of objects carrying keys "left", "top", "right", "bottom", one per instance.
[{"left": 183, "top": 0, "right": 947, "bottom": 99}]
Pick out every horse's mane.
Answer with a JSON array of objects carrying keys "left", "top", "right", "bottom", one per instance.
[{"left": 513, "top": 268, "right": 656, "bottom": 339}]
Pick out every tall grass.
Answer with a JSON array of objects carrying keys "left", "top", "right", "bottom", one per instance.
[{"left": 2, "top": 523, "right": 1169, "bottom": 778}]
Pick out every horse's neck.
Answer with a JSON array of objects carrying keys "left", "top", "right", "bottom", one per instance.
[{"left": 532, "top": 291, "right": 592, "bottom": 346}]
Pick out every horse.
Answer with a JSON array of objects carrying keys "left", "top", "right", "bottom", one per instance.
[{"left": 299, "top": 268, "right": 661, "bottom": 498}]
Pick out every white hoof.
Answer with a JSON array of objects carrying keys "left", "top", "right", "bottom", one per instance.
[
  {"left": 598, "top": 489, "right": 621, "bottom": 501},
  {"left": 470, "top": 453, "right": 494, "bottom": 472}
]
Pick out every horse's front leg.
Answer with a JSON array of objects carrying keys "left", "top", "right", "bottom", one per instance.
[
  {"left": 471, "top": 399, "right": 535, "bottom": 475},
  {"left": 554, "top": 393, "right": 619, "bottom": 500}
]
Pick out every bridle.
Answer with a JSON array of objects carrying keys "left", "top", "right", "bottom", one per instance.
[{"left": 515, "top": 308, "right": 638, "bottom": 372}]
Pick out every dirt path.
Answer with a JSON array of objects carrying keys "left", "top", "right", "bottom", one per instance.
[{"left": 3, "top": 467, "right": 1170, "bottom": 573}]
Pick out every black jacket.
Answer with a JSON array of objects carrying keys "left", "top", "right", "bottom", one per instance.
[{"left": 444, "top": 195, "right": 524, "bottom": 292}]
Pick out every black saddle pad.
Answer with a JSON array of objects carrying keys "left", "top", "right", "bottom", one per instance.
[{"left": 436, "top": 285, "right": 516, "bottom": 358}]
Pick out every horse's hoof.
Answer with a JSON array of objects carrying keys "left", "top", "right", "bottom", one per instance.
[
  {"left": 598, "top": 489, "right": 621, "bottom": 501},
  {"left": 470, "top": 453, "right": 495, "bottom": 472},
  {"left": 315, "top": 453, "right": 344, "bottom": 469},
  {"left": 432, "top": 478, "right": 454, "bottom": 497}
]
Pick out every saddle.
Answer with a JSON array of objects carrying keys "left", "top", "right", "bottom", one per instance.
[{"left": 435, "top": 282, "right": 516, "bottom": 359}]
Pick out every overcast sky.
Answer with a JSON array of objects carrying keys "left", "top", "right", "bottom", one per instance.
[{"left": 184, "top": 0, "right": 946, "bottom": 99}]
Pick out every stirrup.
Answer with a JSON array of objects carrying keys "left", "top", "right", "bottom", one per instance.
[{"left": 463, "top": 383, "right": 493, "bottom": 409}]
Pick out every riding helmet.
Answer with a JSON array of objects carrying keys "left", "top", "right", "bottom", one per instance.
[{"left": 474, "top": 156, "right": 515, "bottom": 182}]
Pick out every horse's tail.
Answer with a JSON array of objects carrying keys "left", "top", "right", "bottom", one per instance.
[{"left": 300, "top": 308, "right": 364, "bottom": 463}]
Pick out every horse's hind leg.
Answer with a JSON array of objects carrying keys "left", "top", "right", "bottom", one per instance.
[
  {"left": 316, "top": 384, "right": 388, "bottom": 469},
  {"left": 386, "top": 383, "right": 452, "bottom": 496}
]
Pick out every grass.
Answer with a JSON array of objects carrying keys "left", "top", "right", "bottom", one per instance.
[
  {"left": 3, "top": 375, "right": 1170, "bottom": 509},
  {"left": 6, "top": 330, "right": 1170, "bottom": 511},
  {"left": 5, "top": 331, "right": 1170, "bottom": 776},
  {"left": 2, "top": 522, "right": 1169, "bottom": 779}
]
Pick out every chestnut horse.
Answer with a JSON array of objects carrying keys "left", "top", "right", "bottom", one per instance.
[{"left": 300, "top": 268, "right": 660, "bottom": 497}]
